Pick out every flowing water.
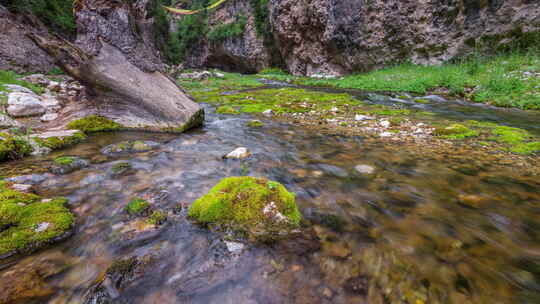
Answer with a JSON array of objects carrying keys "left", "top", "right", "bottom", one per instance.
[{"left": 1, "top": 91, "right": 540, "bottom": 303}]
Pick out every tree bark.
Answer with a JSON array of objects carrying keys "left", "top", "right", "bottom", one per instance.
[{"left": 28, "top": 0, "right": 203, "bottom": 132}]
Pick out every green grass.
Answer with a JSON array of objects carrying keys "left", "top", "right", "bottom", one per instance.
[
  {"left": 0, "top": 70, "right": 44, "bottom": 95},
  {"left": 67, "top": 116, "right": 124, "bottom": 133},
  {"left": 257, "top": 52, "right": 540, "bottom": 110}
]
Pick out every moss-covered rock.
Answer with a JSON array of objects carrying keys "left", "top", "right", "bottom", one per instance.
[
  {"left": 51, "top": 156, "right": 89, "bottom": 175},
  {"left": 0, "top": 181, "right": 74, "bottom": 258},
  {"left": 188, "top": 177, "right": 302, "bottom": 241},
  {"left": 216, "top": 106, "right": 240, "bottom": 115},
  {"left": 67, "top": 115, "right": 124, "bottom": 133},
  {"left": 433, "top": 124, "right": 478, "bottom": 140},
  {"left": 102, "top": 140, "right": 159, "bottom": 155},
  {"left": 33, "top": 130, "right": 86, "bottom": 150},
  {"left": 247, "top": 120, "right": 264, "bottom": 127},
  {"left": 0, "top": 133, "right": 33, "bottom": 162},
  {"left": 126, "top": 198, "right": 150, "bottom": 216},
  {"left": 147, "top": 210, "right": 167, "bottom": 225},
  {"left": 111, "top": 162, "right": 132, "bottom": 175}
]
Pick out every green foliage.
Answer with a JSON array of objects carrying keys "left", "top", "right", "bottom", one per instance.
[
  {"left": 169, "top": 0, "right": 211, "bottom": 61},
  {"left": 188, "top": 177, "right": 301, "bottom": 238},
  {"left": 0, "top": 70, "right": 44, "bottom": 95},
  {"left": 126, "top": 198, "right": 150, "bottom": 216},
  {"left": 67, "top": 116, "right": 123, "bottom": 133},
  {"left": 5, "top": 0, "right": 75, "bottom": 35},
  {"left": 207, "top": 15, "right": 247, "bottom": 41},
  {"left": 47, "top": 67, "right": 65, "bottom": 76},
  {"left": 258, "top": 52, "right": 540, "bottom": 110},
  {"left": 0, "top": 181, "right": 73, "bottom": 256},
  {"left": 249, "top": 0, "right": 270, "bottom": 37}
]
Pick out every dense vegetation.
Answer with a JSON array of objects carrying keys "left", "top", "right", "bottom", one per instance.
[
  {"left": 207, "top": 15, "right": 247, "bottom": 41},
  {"left": 4, "top": 0, "right": 76, "bottom": 35}
]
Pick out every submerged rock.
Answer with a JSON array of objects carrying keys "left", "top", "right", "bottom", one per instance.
[
  {"left": 51, "top": 156, "right": 90, "bottom": 175},
  {"left": 101, "top": 140, "right": 160, "bottom": 155},
  {"left": 354, "top": 164, "right": 375, "bottom": 175},
  {"left": 188, "top": 177, "right": 302, "bottom": 241}
]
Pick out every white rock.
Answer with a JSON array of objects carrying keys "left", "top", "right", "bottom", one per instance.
[
  {"left": 225, "top": 147, "right": 251, "bottom": 159},
  {"left": 47, "top": 81, "right": 61, "bottom": 92},
  {"left": 380, "top": 120, "right": 391, "bottom": 128},
  {"left": 262, "top": 109, "right": 273, "bottom": 116},
  {"left": 0, "top": 114, "right": 21, "bottom": 129},
  {"left": 4, "top": 84, "right": 35, "bottom": 94},
  {"left": 355, "top": 164, "right": 375, "bottom": 174},
  {"left": 355, "top": 114, "right": 374, "bottom": 121},
  {"left": 380, "top": 132, "right": 393, "bottom": 137},
  {"left": 330, "top": 107, "right": 339, "bottom": 112},
  {"left": 214, "top": 72, "right": 225, "bottom": 78},
  {"left": 41, "top": 94, "right": 61, "bottom": 111},
  {"left": 11, "top": 184, "right": 32, "bottom": 192},
  {"left": 40, "top": 113, "right": 58, "bottom": 122},
  {"left": 224, "top": 241, "right": 245, "bottom": 254},
  {"left": 7, "top": 92, "right": 46, "bottom": 117},
  {"left": 263, "top": 201, "right": 288, "bottom": 223},
  {"left": 34, "top": 222, "right": 50, "bottom": 232}
]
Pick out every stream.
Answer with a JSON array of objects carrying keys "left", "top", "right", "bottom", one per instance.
[{"left": 1, "top": 88, "right": 540, "bottom": 303}]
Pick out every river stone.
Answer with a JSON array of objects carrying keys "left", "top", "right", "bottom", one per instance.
[
  {"left": 51, "top": 157, "right": 90, "bottom": 175},
  {"left": 318, "top": 164, "right": 348, "bottom": 177},
  {"left": 40, "top": 113, "right": 58, "bottom": 122},
  {"left": 101, "top": 140, "right": 160, "bottom": 155},
  {"left": 355, "top": 164, "right": 375, "bottom": 174},
  {"left": 7, "top": 92, "right": 46, "bottom": 117},
  {"left": 0, "top": 113, "right": 21, "bottom": 129},
  {"left": 225, "top": 147, "right": 251, "bottom": 159},
  {"left": 421, "top": 95, "right": 447, "bottom": 102},
  {"left": 355, "top": 114, "right": 374, "bottom": 121}
]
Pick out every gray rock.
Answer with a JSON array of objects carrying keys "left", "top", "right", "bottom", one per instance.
[
  {"left": 11, "top": 183, "right": 32, "bottom": 192},
  {"left": 354, "top": 114, "right": 374, "bottom": 121},
  {"left": 225, "top": 147, "right": 251, "bottom": 159},
  {"left": 421, "top": 95, "right": 447, "bottom": 103},
  {"left": 355, "top": 164, "right": 375, "bottom": 174},
  {"left": 40, "top": 113, "right": 58, "bottom": 122},
  {"left": 101, "top": 140, "right": 160, "bottom": 155},
  {"left": 6, "top": 173, "right": 53, "bottom": 185},
  {"left": 318, "top": 164, "right": 348, "bottom": 178},
  {"left": 20, "top": 74, "right": 50, "bottom": 85},
  {"left": 0, "top": 113, "right": 21, "bottom": 129},
  {"left": 367, "top": 93, "right": 391, "bottom": 102},
  {"left": 7, "top": 92, "right": 45, "bottom": 117},
  {"left": 4, "top": 84, "right": 35, "bottom": 94},
  {"left": 51, "top": 157, "right": 90, "bottom": 175}
]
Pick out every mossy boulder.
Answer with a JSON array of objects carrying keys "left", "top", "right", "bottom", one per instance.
[
  {"left": 0, "top": 132, "right": 33, "bottom": 162},
  {"left": 188, "top": 177, "right": 302, "bottom": 241},
  {"left": 51, "top": 156, "right": 90, "bottom": 175},
  {"left": 0, "top": 181, "right": 74, "bottom": 258},
  {"left": 33, "top": 130, "right": 86, "bottom": 150},
  {"left": 102, "top": 140, "right": 159, "bottom": 155},
  {"left": 67, "top": 115, "right": 124, "bottom": 133}
]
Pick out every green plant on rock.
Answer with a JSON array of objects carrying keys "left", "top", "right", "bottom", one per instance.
[
  {"left": 54, "top": 156, "right": 76, "bottom": 166},
  {"left": 188, "top": 176, "right": 301, "bottom": 240},
  {"left": 126, "top": 198, "right": 150, "bottom": 216},
  {"left": 67, "top": 116, "right": 124, "bottom": 133},
  {"left": 216, "top": 105, "right": 240, "bottom": 114},
  {"left": 34, "top": 131, "right": 87, "bottom": 149},
  {"left": 0, "top": 181, "right": 74, "bottom": 257},
  {"left": 147, "top": 210, "right": 167, "bottom": 225},
  {"left": 112, "top": 162, "right": 132, "bottom": 174},
  {"left": 247, "top": 120, "right": 264, "bottom": 127}
]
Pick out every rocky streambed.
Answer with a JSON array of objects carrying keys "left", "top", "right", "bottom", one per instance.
[{"left": 0, "top": 75, "right": 540, "bottom": 303}]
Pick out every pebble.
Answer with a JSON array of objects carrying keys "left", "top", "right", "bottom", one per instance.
[
  {"left": 380, "top": 132, "right": 393, "bottom": 137},
  {"left": 263, "top": 109, "right": 273, "bottom": 116},
  {"left": 354, "top": 164, "right": 375, "bottom": 174},
  {"left": 354, "top": 114, "right": 374, "bottom": 121},
  {"left": 224, "top": 241, "right": 245, "bottom": 254},
  {"left": 380, "top": 120, "right": 391, "bottom": 128},
  {"left": 225, "top": 147, "right": 251, "bottom": 159},
  {"left": 40, "top": 113, "right": 58, "bottom": 122},
  {"left": 34, "top": 222, "right": 50, "bottom": 232}
]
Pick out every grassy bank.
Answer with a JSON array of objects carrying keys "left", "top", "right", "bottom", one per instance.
[{"left": 258, "top": 52, "right": 540, "bottom": 110}]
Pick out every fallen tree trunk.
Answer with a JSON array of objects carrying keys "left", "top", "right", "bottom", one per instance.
[{"left": 28, "top": 0, "right": 203, "bottom": 132}]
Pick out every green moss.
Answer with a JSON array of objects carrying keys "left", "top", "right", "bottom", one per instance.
[
  {"left": 216, "top": 106, "right": 240, "bottom": 115},
  {"left": 126, "top": 198, "right": 150, "bottom": 216},
  {"left": 491, "top": 126, "right": 531, "bottom": 145},
  {"left": 54, "top": 156, "right": 75, "bottom": 166},
  {"left": 34, "top": 131, "right": 86, "bottom": 149},
  {"left": 188, "top": 177, "right": 301, "bottom": 239},
  {"left": 0, "top": 134, "right": 33, "bottom": 162},
  {"left": 433, "top": 124, "right": 479, "bottom": 140},
  {"left": 511, "top": 142, "right": 540, "bottom": 154},
  {"left": 67, "top": 116, "right": 123, "bottom": 133},
  {"left": 414, "top": 98, "right": 429, "bottom": 104},
  {"left": 0, "top": 181, "right": 74, "bottom": 256},
  {"left": 112, "top": 162, "right": 132, "bottom": 174},
  {"left": 147, "top": 210, "right": 167, "bottom": 225},
  {"left": 247, "top": 120, "right": 264, "bottom": 127}
]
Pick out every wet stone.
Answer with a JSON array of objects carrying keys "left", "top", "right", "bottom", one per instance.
[
  {"left": 51, "top": 157, "right": 90, "bottom": 175},
  {"left": 101, "top": 140, "right": 160, "bottom": 155}
]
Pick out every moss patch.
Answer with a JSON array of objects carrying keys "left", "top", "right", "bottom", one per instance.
[
  {"left": 34, "top": 131, "right": 86, "bottom": 149},
  {"left": 147, "top": 210, "right": 167, "bottom": 225},
  {"left": 0, "top": 181, "right": 74, "bottom": 257},
  {"left": 54, "top": 156, "right": 75, "bottom": 166},
  {"left": 0, "top": 133, "right": 33, "bottom": 162},
  {"left": 67, "top": 115, "right": 123, "bottom": 133},
  {"left": 112, "top": 162, "right": 132, "bottom": 174},
  {"left": 188, "top": 176, "right": 301, "bottom": 240},
  {"left": 216, "top": 106, "right": 240, "bottom": 115},
  {"left": 433, "top": 124, "right": 479, "bottom": 140},
  {"left": 247, "top": 120, "right": 264, "bottom": 127},
  {"left": 126, "top": 198, "right": 150, "bottom": 216}
]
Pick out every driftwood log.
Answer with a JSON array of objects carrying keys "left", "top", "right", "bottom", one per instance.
[{"left": 28, "top": 0, "right": 203, "bottom": 132}]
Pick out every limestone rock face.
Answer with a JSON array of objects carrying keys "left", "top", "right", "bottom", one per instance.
[
  {"left": 268, "top": 0, "right": 540, "bottom": 76},
  {"left": 0, "top": 5, "right": 56, "bottom": 73}
]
